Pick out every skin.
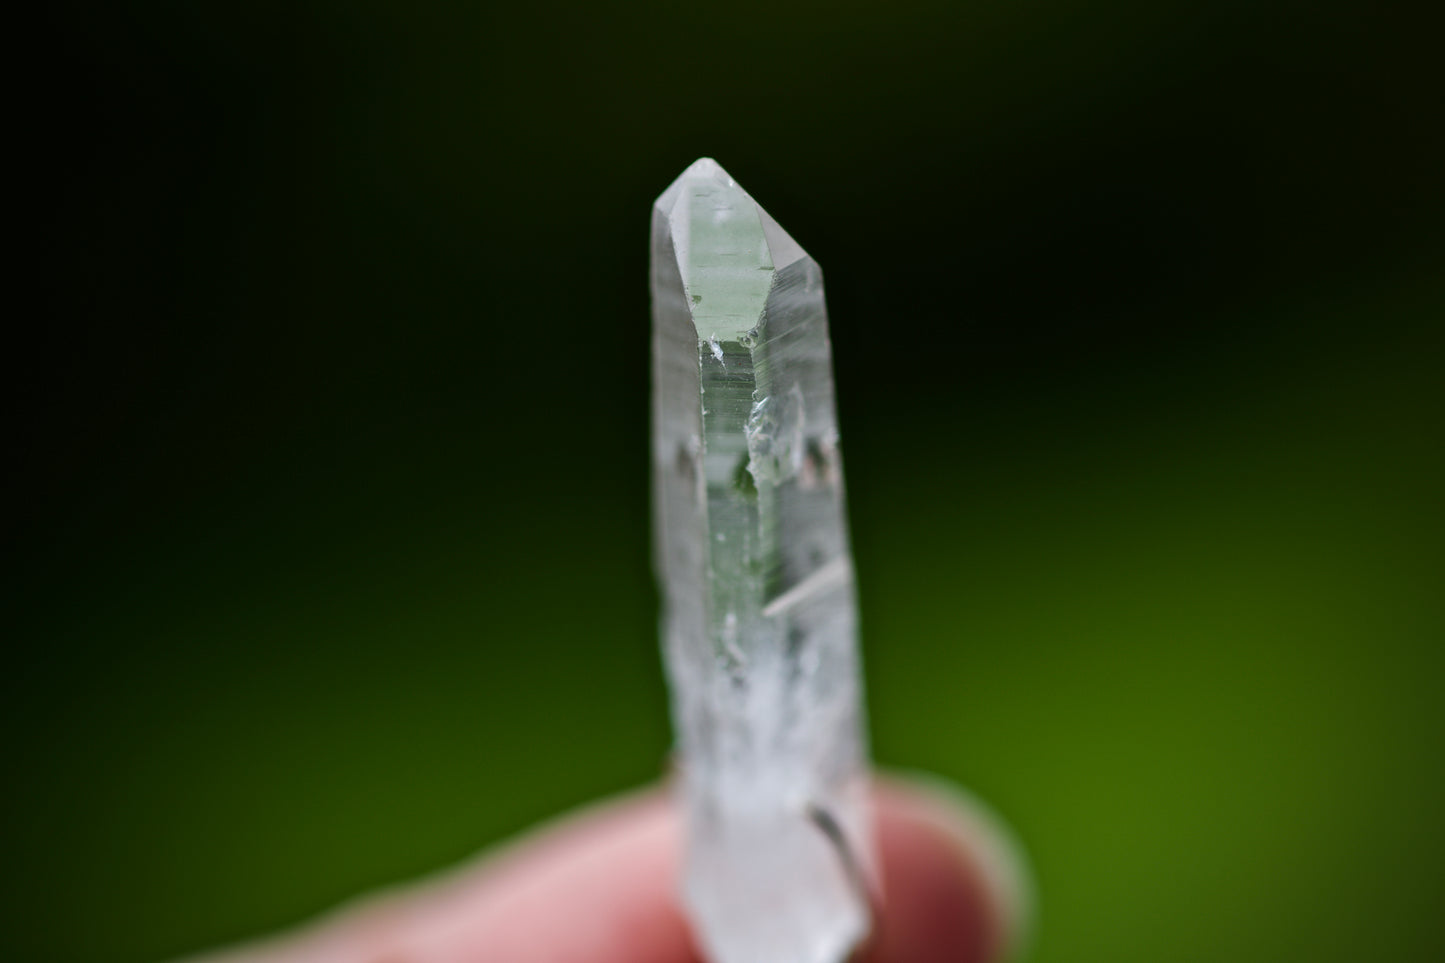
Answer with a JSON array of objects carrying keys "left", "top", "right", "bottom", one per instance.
[{"left": 189, "top": 777, "right": 1029, "bottom": 963}]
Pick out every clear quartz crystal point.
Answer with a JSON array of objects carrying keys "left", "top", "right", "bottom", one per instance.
[{"left": 651, "top": 158, "right": 874, "bottom": 963}]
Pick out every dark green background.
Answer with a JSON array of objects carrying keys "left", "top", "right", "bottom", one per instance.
[{"left": 14, "top": 1, "right": 1443, "bottom": 960}]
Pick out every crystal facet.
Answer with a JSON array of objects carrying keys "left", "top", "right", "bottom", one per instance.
[{"left": 651, "top": 159, "right": 873, "bottom": 963}]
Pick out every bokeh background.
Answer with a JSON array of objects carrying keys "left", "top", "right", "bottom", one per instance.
[{"left": 15, "top": 1, "right": 1443, "bottom": 961}]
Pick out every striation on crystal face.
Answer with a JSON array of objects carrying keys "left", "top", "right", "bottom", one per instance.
[{"left": 651, "top": 158, "right": 873, "bottom": 963}]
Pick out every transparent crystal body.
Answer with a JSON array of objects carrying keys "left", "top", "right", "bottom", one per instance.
[{"left": 651, "top": 159, "right": 873, "bottom": 963}]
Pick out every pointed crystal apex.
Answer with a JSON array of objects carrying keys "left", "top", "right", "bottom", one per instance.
[
  {"left": 654, "top": 157, "right": 725, "bottom": 212},
  {"left": 655, "top": 158, "right": 810, "bottom": 272},
  {"left": 656, "top": 158, "right": 772, "bottom": 340}
]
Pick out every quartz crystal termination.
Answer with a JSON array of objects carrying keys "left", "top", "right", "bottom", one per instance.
[{"left": 652, "top": 159, "right": 873, "bottom": 963}]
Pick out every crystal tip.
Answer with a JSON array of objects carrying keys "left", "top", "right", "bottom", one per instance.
[
  {"left": 684, "top": 156, "right": 723, "bottom": 177},
  {"left": 653, "top": 158, "right": 808, "bottom": 270},
  {"left": 655, "top": 157, "right": 734, "bottom": 210}
]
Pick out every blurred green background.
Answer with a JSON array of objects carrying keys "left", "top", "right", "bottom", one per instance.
[{"left": 14, "top": 1, "right": 1443, "bottom": 961}]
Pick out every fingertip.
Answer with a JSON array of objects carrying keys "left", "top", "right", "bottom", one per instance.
[{"left": 867, "top": 774, "right": 1034, "bottom": 963}]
